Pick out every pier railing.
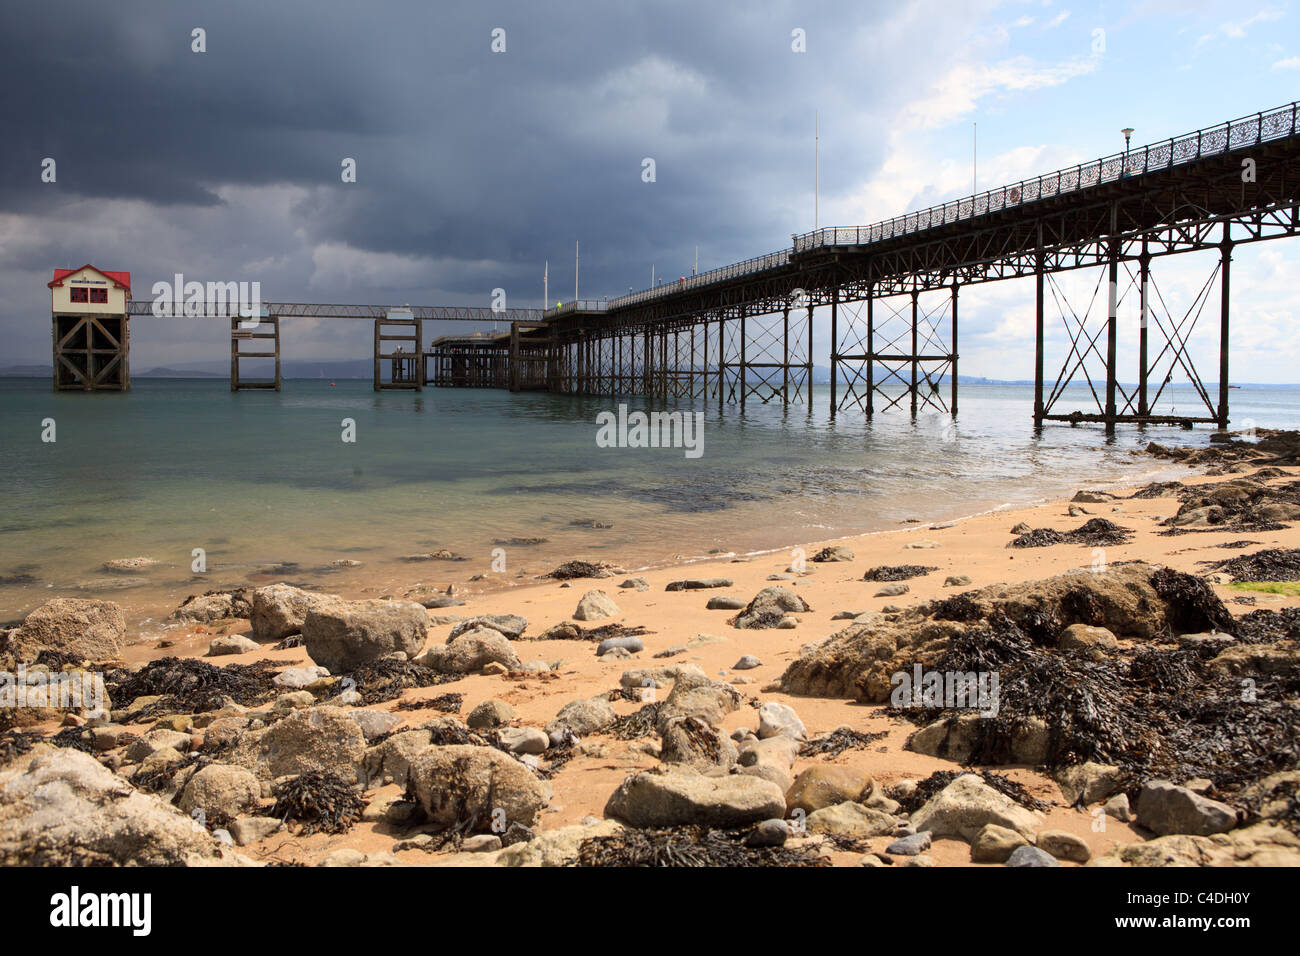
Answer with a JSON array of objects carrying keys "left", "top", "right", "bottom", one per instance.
[{"left": 591, "top": 101, "right": 1298, "bottom": 312}]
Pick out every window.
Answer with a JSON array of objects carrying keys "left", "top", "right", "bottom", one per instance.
[
  {"left": 89, "top": 288, "right": 108, "bottom": 303},
  {"left": 70, "top": 288, "right": 88, "bottom": 303}
]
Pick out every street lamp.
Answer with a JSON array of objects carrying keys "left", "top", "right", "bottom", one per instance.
[{"left": 1121, "top": 127, "right": 1134, "bottom": 152}]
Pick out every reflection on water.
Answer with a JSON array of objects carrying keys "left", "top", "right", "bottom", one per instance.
[{"left": 0, "top": 377, "right": 1294, "bottom": 622}]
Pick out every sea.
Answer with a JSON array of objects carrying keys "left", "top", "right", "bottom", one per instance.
[{"left": 1, "top": 377, "right": 1295, "bottom": 627}]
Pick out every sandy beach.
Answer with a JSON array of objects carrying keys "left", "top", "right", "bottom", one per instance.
[{"left": 3, "top": 433, "right": 1299, "bottom": 868}]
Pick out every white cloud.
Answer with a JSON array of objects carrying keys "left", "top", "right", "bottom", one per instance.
[{"left": 1273, "top": 56, "right": 1300, "bottom": 69}]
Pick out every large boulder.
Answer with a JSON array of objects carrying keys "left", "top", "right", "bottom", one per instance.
[
  {"left": 573, "top": 590, "right": 620, "bottom": 622},
  {"left": 250, "top": 584, "right": 340, "bottom": 642},
  {"left": 302, "top": 599, "right": 429, "bottom": 673},
  {"left": 418, "top": 627, "right": 520, "bottom": 674},
  {"left": 1136, "top": 780, "right": 1237, "bottom": 836},
  {"left": 407, "top": 745, "right": 551, "bottom": 830},
  {"left": 228, "top": 706, "right": 367, "bottom": 783},
  {"left": 545, "top": 696, "right": 615, "bottom": 738},
  {"left": 8, "top": 598, "right": 124, "bottom": 663},
  {"left": 0, "top": 749, "right": 221, "bottom": 866},
  {"left": 909, "top": 773, "right": 1042, "bottom": 842},
  {"left": 361, "top": 728, "right": 434, "bottom": 788},
  {"left": 786, "top": 766, "right": 874, "bottom": 814},
  {"left": 654, "top": 673, "right": 739, "bottom": 733},
  {"left": 173, "top": 590, "right": 251, "bottom": 623},
  {"left": 604, "top": 769, "right": 786, "bottom": 828},
  {"left": 659, "top": 716, "right": 739, "bottom": 770},
  {"left": 178, "top": 764, "right": 261, "bottom": 820}
]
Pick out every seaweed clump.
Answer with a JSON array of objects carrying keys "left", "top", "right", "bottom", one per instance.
[
  {"left": 395, "top": 692, "right": 463, "bottom": 713},
  {"left": 545, "top": 560, "right": 622, "bottom": 580},
  {"left": 1211, "top": 548, "right": 1300, "bottom": 583},
  {"left": 608, "top": 703, "right": 660, "bottom": 740},
  {"left": 574, "top": 826, "right": 829, "bottom": 867},
  {"left": 105, "top": 657, "right": 280, "bottom": 713},
  {"left": 343, "top": 658, "right": 460, "bottom": 705},
  {"left": 271, "top": 770, "right": 364, "bottom": 835},
  {"left": 862, "top": 565, "right": 937, "bottom": 582},
  {"left": 1010, "top": 518, "right": 1134, "bottom": 549},
  {"left": 799, "top": 727, "right": 887, "bottom": 759}
]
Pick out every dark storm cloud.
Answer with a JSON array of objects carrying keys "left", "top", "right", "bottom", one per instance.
[{"left": 0, "top": 0, "right": 999, "bottom": 365}]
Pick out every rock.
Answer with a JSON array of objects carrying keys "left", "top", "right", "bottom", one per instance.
[
  {"left": 737, "top": 735, "right": 800, "bottom": 772},
  {"left": 660, "top": 716, "right": 739, "bottom": 770},
  {"left": 1010, "top": 522, "right": 1032, "bottom": 535},
  {"left": 124, "top": 729, "right": 193, "bottom": 762},
  {"left": 178, "top": 764, "right": 261, "bottom": 819},
  {"left": 229, "top": 706, "right": 367, "bottom": 783},
  {"left": 1072, "top": 490, "right": 1118, "bottom": 503},
  {"left": 1103, "top": 822, "right": 1300, "bottom": 867},
  {"left": 462, "top": 834, "right": 502, "bottom": 853},
  {"left": 173, "top": 590, "right": 250, "bottom": 623},
  {"left": 732, "top": 587, "right": 812, "bottom": 629},
  {"left": 300, "top": 599, "right": 429, "bottom": 674},
  {"left": 207, "top": 635, "right": 259, "bottom": 656},
  {"left": 910, "top": 773, "right": 1041, "bottom": 842},
  {"left": 418, "top": 627, "right": 520, "bottom": 674},
  {"left": 972, "top": 816, "right": 1029, "bottom": 863},
  {"left": 545, "top": 696, "right": 615, "bottom": 737},
  {"left": 1240, "top": 771, "right": 1300, "bottom": 824},
  {"left": 250, "top": 584, "right": 341, "bottom": 642},
  {"left": 786, "top": 766, "right": 874, "bottom": 814},
  {"left": 350, "top": 709, "right": 403, "bottom": 740},
  {"left": 706, "top": 596, "right": 747, "bottom": 610},
  {"left": 407, "top": 745, "right": 550, "bottom": 829},
  {"left": 272, "top": 665, "right": 329, "bottom": 689},
  {"left": 573, "top": 590, "right": 620, "bottom": 621},
  {"left": 1053, "top": 762, "right": 1122, "bottom": 806},
  {"left": 806, "top": 801, "right": 897, "bottom": 839},
  {"left": 9, "top": 598, "right": 124, "bottom": 663},
  {"left": 1006, "top": 845, "right": 1060, "bottom": 867},
  {"left": 757, "top": 702, "right": 806, "bottom": 741},
  {"left": 230, "top": 815, "right": 281, "bottom": 845},
  {"left": 1068, "top": 504, "right": 1090, "bottom": 517},
  {"left": 733, "top": 655, "right": 762, "bottom": 670},
  {"left": 361, "top": 729, "right": 434, "bottom": 788},
  {"left": 655, "top": 673, "right": 739, "bottom": 731},
  {"left": 1036, "top": 829, "right": 1092, "bottom": 862},
  {"left": 597, "top": 636, "right": 643, "bottom": 656},
  {"left": 811, "top": 546, "right": 855, "bottom": 563},
  {"left": 1058, "top": 623, "right": 1118, "bottom": 651},
  {"left": 0, "top": 749, "right": 221, "bottom": 865},
  {"left": 619, "top": 577, "right": 649, "bottom": 590},
  {"left": 886, "top": 831, "right": 932, "bottom": 856},
  {"left": 1103, "top": 793, "right": 1132, "bottom": 822},
  {"left": 496, "top": 726, "right": 549, "bottom": 755},
  {"left": 1136, "top": 780, "right": 1237, "bottom": 836},
  {"left": 619, "top": 663, "right": 705, "bottom": 691},
  {"left": 467, "top": 699, "right": 516, "bottom": 729},
  {"left": 665, "top": 578, "right": 734, "bottom": 591},
  {"left": 604, "top": 769, "right": 786, "bottom": 828},
  {"left": 745, "top": 818, "right": 791, "bottom": 847},
  {"left": 448, "top": 615, "right": 527, "bottom": 641},
  {"left": 944, "top": 575, "right": 972, "bottom": 587},
  {"left": 874, "top": 583, "right": 910, "bottom": 598}
]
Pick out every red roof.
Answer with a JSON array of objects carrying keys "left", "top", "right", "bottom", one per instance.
[{"left": 49, "top": 265, "right": 131, "bottom": 292}]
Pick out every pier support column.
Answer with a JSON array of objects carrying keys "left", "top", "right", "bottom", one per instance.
[
  {"left": 231, "top": 314, "right": 280, "bottom": 391},
  {"left": 950, "top": 282, "right": 959, "bottom": 419},
  {"left": 910, "top": 288, "right": 920, "bottom": 419},
  {"left": 1138, "top": 239, "right": 1151, "bottom": 420},
  {"left": 829, "top": 285, "right": 839, "bottom": 416},
  {"left": 1217, "top": 222, "right": 1233, "bottom": 430},
  {"left": 1104, "top": 207, "right": 1120, "bottom": 434},
  {"left": 1033, "top": 238, "right": 1045, "bottom": 429},
  {"left": 866, "top": 285, "right": 874, "bottom": 417}
]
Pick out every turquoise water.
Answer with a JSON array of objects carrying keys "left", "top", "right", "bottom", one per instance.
[{"left": 0, "top": 377, "right": 1295, "bottom": 623}]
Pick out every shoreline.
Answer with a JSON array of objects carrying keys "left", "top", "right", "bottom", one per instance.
[{"left": 5, "top": 432, "right": 1299, "bottom": 868}]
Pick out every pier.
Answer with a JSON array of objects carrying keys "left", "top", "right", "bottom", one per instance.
[{"left": 48, "top": 101, "right": 1300, "bottom": 429}]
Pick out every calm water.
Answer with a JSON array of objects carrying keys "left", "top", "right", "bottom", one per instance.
[{"left": 0, "top": 377, "right": 1296, "bottom": 624}]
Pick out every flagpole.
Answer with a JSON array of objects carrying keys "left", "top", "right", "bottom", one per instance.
[{"left": 544, "top": 260, "right": 548, "bottom": 311}]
